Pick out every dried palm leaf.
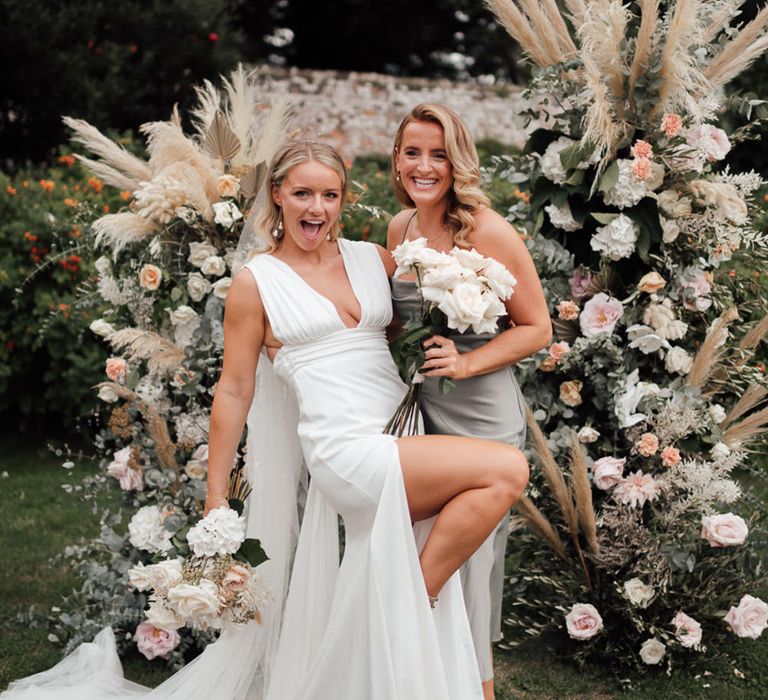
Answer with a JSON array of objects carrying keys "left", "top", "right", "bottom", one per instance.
[
  {"left": 652, "top": 0, "right": 710, "bottom": 121},
  {"left": 629, "top": 0, "right": 660, "bottom": 102},
  {"left": 584, "top": 267, "right": 617, "bottom": 298},
  {"left": 569, "top": 431, "right": 599, "bottom": 555},
  {"left": 686, "top": 307, "right": 739, "bottom": 389},
  {"left": 63, "top": 116, "right": 151, "bottom": 184},
  {"left": 705, "top": 6, "right": 768, "bottom": 88},
  {"left": 251, "top": 98, "right": 293, "bottom": 167},
  {"left": 106, "top": 328, "right": 186, "bottom": 374},
  {"left": 552, "top": 317, "right": 579, "bottom": 343},
  {"left": 484, "top": 1, "right": 553, "bottom": 66},
  {"left": 190, "top": 79, "right": 221, "bottom": 136},
  {"left": 203, "top": 111, "right": 242, "bottom": 162},
  {"left": 526, "top": 408, "right": 579, "bottom": 539},
  {"left": 516, "top": 495, "right": 568, "bottom": 559},
  {"left": 92, "top": 213, "right": 159, "bottom": 254},
  {"left": 239, "top": 161, "right": 268, "bottom": 201},
  {"left": 723, "top": 405, "right": 768, "bottom": 448},
  {"left": 722, "top": 383, "right": 768, "bottom": 428}
]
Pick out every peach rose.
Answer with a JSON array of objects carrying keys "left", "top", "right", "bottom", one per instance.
[
  {"left": 635, "top": 432, "right": 659, "bottom": 457},
  {"left": 559, "top": 380, "right": 583, "bottom": 407},
  {"left": 565, "top": 603, "right": 603, "bottom": 640},
  {"left": 701, "top": 513, "right": 748, "bottom": 547},
  {"left": 105, "top": 357, "right": 127, "bottom": 383},
  {"left": 221, "top": 564, "right": 251, "bottom": 598},
  {"left": 538, "top": 356, "right": 558, "bottom": 372},
  {"left": 548, "top": 341, "right": 571, "bottom": 362},
  {"left": 139, "top": 264, "right": 162, "bottom": 291},
  {"left": 557, "top": 300, "right": 579, "bottom": 321},
  {"left": 661, "top": 446, "right": 681, "bottom": 467},
  {"left": 637, "top": 271, "right": 666, "bottom": 294},
  {"left": 724, "top": 595, "right": 768, "bottom": 639},
  {"left": 661, "top": 113, "right": 682, "bottom": 138}
]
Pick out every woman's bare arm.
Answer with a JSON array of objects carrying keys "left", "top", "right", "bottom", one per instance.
[{"left": 204, "top": 268, "right": 265, "bottom": 514}]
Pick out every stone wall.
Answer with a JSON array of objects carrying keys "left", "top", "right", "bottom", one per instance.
[{"left": 250, "top": 66, "right": 529, "bottom": 159}]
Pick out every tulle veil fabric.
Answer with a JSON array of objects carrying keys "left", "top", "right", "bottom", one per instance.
[{"left": 1, "top": 355, "right": 308, "bottom": 700}]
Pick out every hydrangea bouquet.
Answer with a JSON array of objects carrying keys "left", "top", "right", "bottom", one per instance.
[{"left": 386, "top": 237, "right": 516, "bottom": 435}]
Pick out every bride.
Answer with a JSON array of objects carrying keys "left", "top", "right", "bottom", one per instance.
[{"left": 2, "top": 140, "right": 528, "bottom": 700}]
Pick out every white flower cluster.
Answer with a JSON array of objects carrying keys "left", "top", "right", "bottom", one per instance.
[
  {"left": 128, "top": 505, "right": 173, "bottom": 554},
  {"left": 602, "top": 159, "right": 647, "bottom": 209},
  {"left": 392, "top": 237, "right": 517, "bottom": 334},
  {"left": 186, "top": 506, "right": 246, "bottom": 557},
  {"left": 590, "top": 214, "right": 639, "bottom": 261}
]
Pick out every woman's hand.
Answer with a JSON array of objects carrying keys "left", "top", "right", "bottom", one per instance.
[
  {"left": 204, "top": 493, "right": 230, "bottom": 516},
  {"left": 420, "top": 335, "right": 471, "bottom": 380}
]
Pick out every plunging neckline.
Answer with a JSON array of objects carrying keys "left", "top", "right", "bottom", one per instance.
[{"left": 267, "top": 240, "right": 363, "bottom": 331}]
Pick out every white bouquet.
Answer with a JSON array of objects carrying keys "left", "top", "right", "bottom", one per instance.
[{"left": 386, "top": 237, "right": 516, "bottom": 435}]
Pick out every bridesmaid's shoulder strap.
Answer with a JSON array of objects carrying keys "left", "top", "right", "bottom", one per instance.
[{"left": 400, "top": 211, "right": 418, "bottom": 243}]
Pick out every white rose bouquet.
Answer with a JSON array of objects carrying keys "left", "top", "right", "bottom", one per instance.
[
  {"left": 386, "top": 237, "right": 516, "bottom": 436},
  {"left": 129, "top": 466, "right": 270, "bottom": 630}
]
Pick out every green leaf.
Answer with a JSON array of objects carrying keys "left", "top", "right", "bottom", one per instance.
[
  {"left": 558, "top": 142, "right": 585, "bottom": 171},
  {"left": 170, "top": 287, "right": 182, "bottom": 302},
  {"left": 439, "top": 377, "right": 456, "bottom": 394},
  {"left": 597, "top": 161, "right": 619, "bottom": 194},
  {"left": 523, "top": 128, "right": 562, "bottom": 155},
  {"left": 126, "top": 368, "right": 141, "bottom": 390},
  {"left": 565, "top": 169, "right": 585, "bottom": 187},
  {"left": 228, "top": 498, "right": 245, "bottom": 516},
  {"left": 591, "top": 212, "right": 619, "bottom": 225},
  {"left": 238, "top": 538, "right": 269, "bottom": 568},
  {"left": 624, "top": 197, "right": 663, "bottom": 248}
]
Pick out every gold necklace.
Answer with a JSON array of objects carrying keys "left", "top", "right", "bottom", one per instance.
[{"left": 417, "top": 215, "right": 451, "bottom": 245}]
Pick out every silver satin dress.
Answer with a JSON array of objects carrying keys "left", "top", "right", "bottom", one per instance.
[{"left": 391, "top": 276, "right": 527, "bottom": 682}]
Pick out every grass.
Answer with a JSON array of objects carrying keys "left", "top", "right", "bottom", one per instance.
[{"left": 1, "top": 437, "right": 767, "bottom": 697}]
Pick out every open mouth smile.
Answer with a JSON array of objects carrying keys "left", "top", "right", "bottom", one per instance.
[{"left": 300, "top": 219, "right": 325, "bottom": 239}]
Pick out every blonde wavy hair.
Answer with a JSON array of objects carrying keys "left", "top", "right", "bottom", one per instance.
[
  {"left": 253, "top": 140, "right": 349, "bottom": 254},
  {"left": 391, "top": 103, "right": 490, "bottom": 248}
]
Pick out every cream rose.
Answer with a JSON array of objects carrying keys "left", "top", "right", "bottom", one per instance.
[
  {"left": 637, "top": 272, "right": 666, "bottom": 294},
  {"left": 145, "top": 600, "right": 184, "bottom": 631},
  {"left": 167, "top": 580, "right": 221, "bottom": 621},
  {"left": 559, "top": 380, "right": 583, "bottom": 407},
  {"left": 201, "top": 255, "right": 227, "bottom": 277},
  {"left": 216, "top": 174, "right": 240, "bottom": 198},
  {"left": 577, "top": 426, "right": 600, "bottom": 443},
  {"left": 624, "top": 578, "right": 654, "bottom": 608},
  {"left": 186, "top": 272, "right": 212, "bottom": 302},
  {"left": 212, "top": 201, "right": 243, "bottom": 230},
  {"left": 701, "top": 513, "right": 748, "bottom": 547},
  {"left": 184, "top": 459, "right": 207, "bottom": 480},
  {"left": 565, "top": 603, "right": 603, "bottom": 640},
  {"left": 90, "top": 319, "right": 115, "bottom": 337},
  {"left": 592, "top": 456, "right": 625, "bottom": 490},
  {"left": 138, "top": 264, "right": 162, "bottom": 291},
  {"left": 724, "top": 595, "right": 768, "bottom": 639},
  {"left": 665, "top": 346, "right": 693, "bottom": 375},
  {"left": 98, "top": 385, "right": 119, "bottom": 403},
  {"left": 212, "top": 277, "right": 232, "bottom": 300},
  {"left": 639, "top": 638, "right": 666, "bottom": 665},
  {"left": 188, "top": 241, "right": 218, "bottom": 267},
  {"left": 441, "top": 284, "right": 487, "bottom": 333}
]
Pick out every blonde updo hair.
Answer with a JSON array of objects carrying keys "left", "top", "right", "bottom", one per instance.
[
  {"left": 391, "top": 103, "right": 490, "bottom": 248},
  {"left": 254, "top": 140, "right": 349, "bottom": 253}
]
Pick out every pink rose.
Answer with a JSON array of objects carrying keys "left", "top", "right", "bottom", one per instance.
[
  {"left": 672, "top": 611, "right": 702, "bottom": 649},
  {"left": 557, "top": 300, "right": 580, "bottom": 321},
  {"left": 686, "top": 124, "right": 731, "bottom": 162},
  {"left": 569, "top": 268, "right": 593, "bottom": 300},
  {"left": 631, "top": 140, "right": 654, "bottom": 160},
  {"left": 106, "top": 446, "right": 143, "bottom": 491},
  {"left": 724, "top": 595, "right": 768, "bottom": 639},
  {"left": 661, "top": 446, "right": 681, "bottom": 467},
  {"left": 548, "top": 341, "right": 571, "bottom": 362},
  {"left": 701, "top": 513, "right": 748, "bottom": 547},
  {"left": 635, "top": 432, "right": 659, "bottom": 457},
  {"left": 632, "top": 157, "right": 652, "bottom": 180},
  {"left": 592, "top": 457, "right": 626, "bottom": 490},
  {"left": 614, "top": 470, "right": 662, "bottom": 508},
  {"left": 105, "top": 357, "right": 127, "bottom": 383},
  {"left": 565, "top": 603, "right": 603, "bottom": 640},
  {"left": 135, "top": 620, "right": 180, "bottom": 660},
  {"left": 579, "top": 293, "right": 624, "bottom": 338},
  {"left": 661, "top": 113, "right": 682, "bottom": 138}
]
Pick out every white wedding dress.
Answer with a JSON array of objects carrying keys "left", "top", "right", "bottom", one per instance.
[{"left": 2, "top": 238, "right": 482, "bottom": 700}]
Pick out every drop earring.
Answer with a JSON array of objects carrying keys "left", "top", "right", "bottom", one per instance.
[
  {"left": 272, "top": 215, "right": 284, "bottom": 239},
  {"left": 396, "top": 170, "right": 401, "bottom": 183}
]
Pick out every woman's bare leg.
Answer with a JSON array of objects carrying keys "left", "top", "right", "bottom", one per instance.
[
  {"left": 482, "top": 651, "right": 495, "bottom": 699},
  {"left": 396, "top": 434, "right": 528, "bottom": 600}
]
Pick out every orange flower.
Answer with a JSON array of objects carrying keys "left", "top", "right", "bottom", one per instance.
[
  {"left": 39, "top": 179, "right": 55, "bottom": 192},
  {"left": 24, "top": 231, "right": 38, "bottom": 242},
  {"left": 120, "top": 190, "right": 132, "bottom": 201},
  {"left": 6, "top": 185, "right": 16, "bottom": 195},
  {"left": 58, "top": 154, "right": 76, "bottom": 167},
  {"left": 63, "top": 197, "right": 79, "bottom": 208},
  {"left": 102, "top": 204, "right": 110, "bottom": 213},
  {"left": 514, "top": 188, "right": 531, "bottom": 203},
  {"left": 88, "top": 176, "right": 104, "bottom": 193},
  {"left": 22, "top": 180, "right": 29, "bottom": 188},
  {"left": 69, "top": 226, "right": 81, "bottom": 239}
]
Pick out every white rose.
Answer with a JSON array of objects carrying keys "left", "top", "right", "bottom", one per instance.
[
  {"left": 545, "top": 201, "right": 581, "bottom": 231},
  {"left": 643, "top": 301, "right": 687, "bottom": 341},
  {"left": 481, "top": 259, "right": 517, "bottom": 300},
  {"left": 186, "top": 273, "right": 212, "bottom": 302},
  {"left": 175, "top": 206, "right": 197, "bottom": 224},
  {"left": 168, "top": 305, "right": 199, "bottom": 327},
  {"left": 188, "top": 241, "right": 219, "bottom": 268},
  {"left": 639, "top": 638, "right": 666, "bottom": 665},
  {"left": 184, "top": 459, "right": 207, "bottom": 480},
  {"left": 665, "top": 346, "right": 693, "bottom": 375},
  {"left": 212, "top": 201, "right": 243, "bottom": 230},
  {"left": 392, "top": 237, "right": 428, "bottom": 276},
  {"left": 592, "top": 456, "right": 625, "bottom": 490},
  {"left": 710, "top": 441, "right": 731, "bottom": 459},
  {"left": 201, "top": 255, "right": 227, "bottom": 277},
  {"left": 624, "top": 578, "right": 654, "bottom": 608},
  {"left": 701, "top": 513, "right": 748, "bottom": 547},
  {"left": 98, "top": 385, "right": 119, "bottom": 403},
  {"left": 658, "top": 190, "right": 692, "bottom": 218},
  {"left": 90, "top": 319, "right": 115, "bottom": 337},
  {"left": 603, "top": 159, "right": 647, "bottom": 209},
  {"left": 709, "top": 404, "right": 727, "bottom": 424},
  {"left": 451, "top": 247, "right": 487, "bottom": 272},
  {"left": 186, "top": 507, "right": 246, "bottom": 557},
  {"left": 167, "top": 579, "right": 221, "bottom": 622},
  {"left": 627, "top": 324, "right": 668, "bottom": 354},
  {"left": 645, "top": 162, "right": 666, "bottom": 191},
  {"left": 724, "top": 595, "right": 768, "bottom": 639},
  {"left": 577, "top": 426, "right": 600, "bottom": 443},
  {"left": 564, "top": 603, "right": 603, "bottom": 640},
  {"left": 211, "top": 277, "right": 232, "bottom": 300},
  {"left": 689, "top": 180, "right": 748, "bottom": 225},
  {"left": 672, "top": 611, "right": 702, "bottom": 649},
  {"left": 539, "top": 136, "right": 575, "bottom": 184},
  {"left": 216, "top": 174, "right": 240, "bottom": 198},
  {"left": 146, "top": 600, "right": 184, "bottom": 631},
  {"left": 590, "top": 214, "right": 639, "bottom": 261},
  {"left": 94, "top": 256, "right": 111, "bottom": 276},
  {"left": 129, "top": 559, "right": 183, "bottom": 596},
  {"left": 128, "top": 562, "right": 155, "bottom": 591},
  {"left": 420, "top": 259, "right": 466, "bottom": 290},
  {"left": 660, "top": 216, "right": 681, "bottom": 243},
  {"left": 439, "top": 283, "right": 487, "bottom": 333}
]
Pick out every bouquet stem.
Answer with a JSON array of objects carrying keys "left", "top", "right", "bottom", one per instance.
[{"left": 384, "top": 382, "right": 422, "bottom": 437}]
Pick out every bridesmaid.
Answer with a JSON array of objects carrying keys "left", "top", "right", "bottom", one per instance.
[{"left": 387, "top": 103, "right": 551, "bottom": 699}]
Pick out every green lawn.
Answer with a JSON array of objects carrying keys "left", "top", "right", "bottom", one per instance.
[{"left": 1, "top": 438, "right": 766, "bottom": 698}]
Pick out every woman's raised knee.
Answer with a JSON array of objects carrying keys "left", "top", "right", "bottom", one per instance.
[{"left": 495, "top": 446, "right": 529, "bottom": 505}]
